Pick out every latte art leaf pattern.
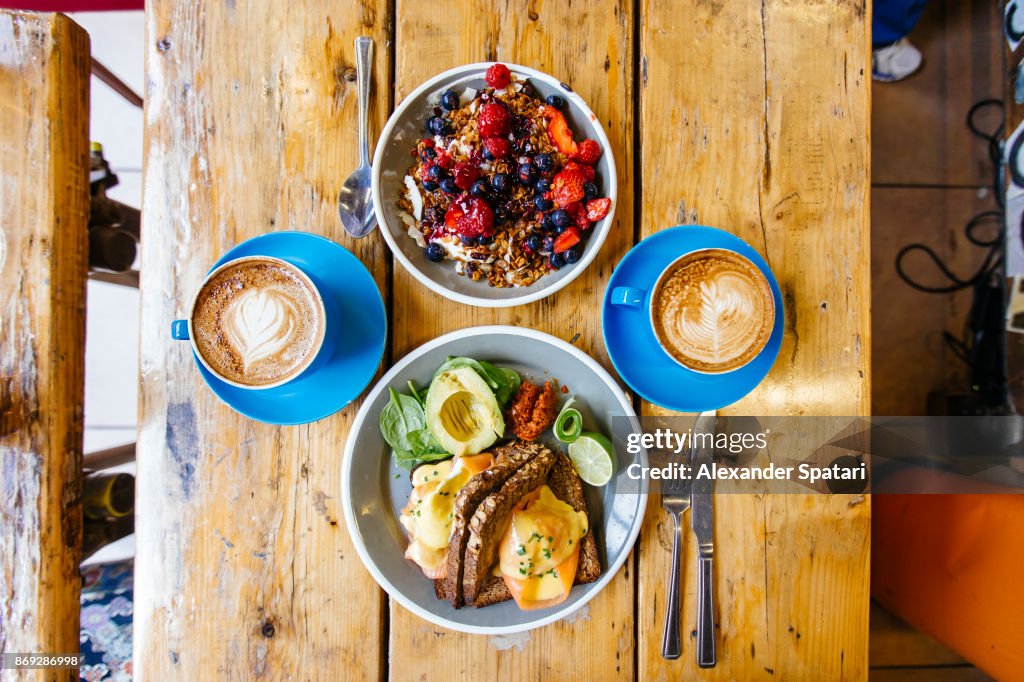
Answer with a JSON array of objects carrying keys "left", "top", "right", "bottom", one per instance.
[
  {"left": 673, "top": 275, "right": 758, "bottom": 362},
  {"left": 223, "top": 288, "right": 300, "bottom": 371}
]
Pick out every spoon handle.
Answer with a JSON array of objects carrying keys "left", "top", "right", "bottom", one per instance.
[{"left": 355, "top": 36, "right": 373, "bottom": 167}]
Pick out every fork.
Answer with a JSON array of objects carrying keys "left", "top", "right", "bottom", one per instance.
[{"left": 660, "top": 441, "right": 692, "bottom": 659}]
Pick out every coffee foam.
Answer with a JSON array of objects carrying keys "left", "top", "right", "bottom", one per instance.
[
  {"left": 191, "top": 258, "right": 323, "bottom": 386},
  {"left": 652, "top": 250, "right": 774, "bottom": 373}
]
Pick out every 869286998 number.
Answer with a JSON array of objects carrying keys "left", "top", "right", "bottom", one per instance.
[{"left": 0, "top": 653, "right": 82, "bottom": 669}]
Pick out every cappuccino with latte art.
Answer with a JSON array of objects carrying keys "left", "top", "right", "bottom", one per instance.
[
  {"left": 651, "top": 249, "right": 774, "bottom": 373},
  {"left": 191, "top": 256, "right": 325, "bottom": 387}
]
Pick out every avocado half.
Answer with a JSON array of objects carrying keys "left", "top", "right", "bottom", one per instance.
[{"left": 425, "top": 366, "right": 504, "bottom": 457}]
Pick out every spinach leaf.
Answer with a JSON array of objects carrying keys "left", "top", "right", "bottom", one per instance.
[{"left": 380, "top": 387, "right": 449, "bottom": 470}]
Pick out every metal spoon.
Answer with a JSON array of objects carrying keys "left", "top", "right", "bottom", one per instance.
[{"left": 338, "top": 36, "right": 376, "bottom": 238}]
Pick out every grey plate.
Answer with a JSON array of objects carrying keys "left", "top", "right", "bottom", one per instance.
[
  {"left": 371, "top": 63, "right": 618, "bottom": 307},
  {"left": 341, "top": 326, "right": 647, "bottom": 634}
]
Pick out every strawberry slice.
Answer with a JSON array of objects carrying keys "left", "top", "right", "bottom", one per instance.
[
  {"left": 585, "top": 198, "right": 611, "bottom": 222},
  {"left": 563, "top": 160, "right": 595, "bottom": 182},
  {"left": 573, "top": 139, "right": 602, "bottom": 165},
  {"left": 542, "top": 105, "right": 579, "bottom": 157},
  {"left": 553, "top": 226, "right": 581, "bottom": 254},
  {"left": 445, "top": 195, "right": 495, "bottom": 237},
  {"left": 549, "top": 168, "right": 586, "bottom": 208}
]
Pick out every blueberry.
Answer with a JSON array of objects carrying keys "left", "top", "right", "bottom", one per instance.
[
  {"left": 535, "top": 153, "right": 553, "bottom": 173},
  {"left": 550, "top": 209, "right": 571, "bottom": 228},
  {"left": 425, "top": 242, "right": 445, "bottom": 262},
  {"left": 520, "top": 81, "right": 536, "bottom": 98},
  {"left": 542, "top": 213, "right": 556, "bottom": 231},
  {"left": 542, "top": 235, "right": 555, "bottom": 252},
  {"left": 440, "top": 178, "right": 459, "bottom": 194},
  {"left": 470, "top": 179, "right": 489, "bottom": 197},
  {"left": 494, "top": 207, "right": 509, "bottom": 225},
  {"left": 460, "top": 234, "right": 478, "bottom": 246},
  {"left": 421, "top": 181, "right": 439, "bottom": 192},
  {"left": 554, "top": 223, "right": 569, "bottom": 235},
  {"left": 427, "top": 165, "right": 446, "bottom": 181},
  {"left": 477, "top": 234, "right": 494, "bottom": 245},
  {"left": 427, "top": 116, "right": 448, "bottom": 136},
  {"left": 583, "top": 181, "right": 598, "bottom": 201},
  {"left": 563, "top": 245, "right": 582, "bottom": 264},
  {"left": 482, "top": 147, "right": 494, "bottom": 161},
  {"left": 517, "top": 162, "right": 534, "bottom": 185},
  {"left": 440, "top": 90, "right": 459, "bottom": 111},
  {"left": 420, "top": 147, "right": 437, "bottom": 161},
  {"left": 545, "top": 94, "right": 564, "bottom": 109},
  {"left": 534, "top": 178, "right": 551, "bottom": 195},
  {"left": 549, "top": 252, "right": 566, "bottom": 268},
  {"left": 524, "top": 235, "right": 542, "bottom": 251},
  {"left": 491, "top": 173, "right": 511, "bottom": 193},
  {"left": 424, "top": 207, "right": 445, "bottom": 223},
  {"left": 534, "top": 196, "right": 553, "bottom": 212}
]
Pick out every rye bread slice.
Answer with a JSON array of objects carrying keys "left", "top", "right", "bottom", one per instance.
[
  {"left": 472, "top": 452, "right": 602, "bottom": 608},
  {"left": 462, "top": 447, "right": 557, "bottom": 606},
  {"left": 434, "top": 440, "right": 544, "bottom": 606}
]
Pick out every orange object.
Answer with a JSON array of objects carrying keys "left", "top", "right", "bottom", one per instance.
[{"left": 872, "top": 492, "right": 1024, "bottom": 681}]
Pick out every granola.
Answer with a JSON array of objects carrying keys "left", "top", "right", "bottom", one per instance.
[{"left": 398, "top": 63, "right": 613, "bottom": 288}]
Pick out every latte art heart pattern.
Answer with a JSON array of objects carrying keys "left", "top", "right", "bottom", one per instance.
[
  {"left": 223, "top": 288, "right": 301, "bottom": 371},
  {"left": 672, "top": 273, "right": 761, "bottom": 365}
]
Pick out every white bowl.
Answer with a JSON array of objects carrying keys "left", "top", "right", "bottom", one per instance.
[{"left": 371, "top": 63, "right": 618, "bottom": 308}]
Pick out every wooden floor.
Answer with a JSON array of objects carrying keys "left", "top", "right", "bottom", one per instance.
[{"left": 869, "top": 1, "right": 1001, "bottom": 679}]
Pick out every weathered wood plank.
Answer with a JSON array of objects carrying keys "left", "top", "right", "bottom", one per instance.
[
  {"left": 136, "top": 3, "right": 391, "bottom": 679},
  {"left": 0, "top": 11, "right": 90, "bottom": 681},
  {"left": 388, "top": 1, "right": 636, "bottom": 679},
  {"left": 638, "top": 1, "right": 871, "bottom": 680}
]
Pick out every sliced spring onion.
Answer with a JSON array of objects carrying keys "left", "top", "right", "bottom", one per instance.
[{"left": 554, "top": 396, "right": 583, "bottom": 443}]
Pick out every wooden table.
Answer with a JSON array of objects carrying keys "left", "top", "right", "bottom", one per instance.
[
  {"left": 0, "top": 11, "right": 90, "bottom": 681},
  {"left": 137, "top": 1, "right": 871, "bottom": 679}
]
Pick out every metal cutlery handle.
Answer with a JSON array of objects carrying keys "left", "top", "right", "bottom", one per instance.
[
  {"left": 696, "top": 553, "right": 716, "bottom": 668},
  {"left": 661, "top": 512, "right": 684, "bottom": 659},
  {"left": 354, "top": 36, "right": 373, "bottom": 166}
]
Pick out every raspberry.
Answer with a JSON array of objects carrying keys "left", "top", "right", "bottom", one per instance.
[
  {"left": 549, "top": 168, "right": 587, "bottom": 208},
  {"left": 485, "top": 63, "right": 511, "bottom": 89},
  {"left": 483, "top": 137, "right": 511, "bottom": 159},
  {"left": 478, "top": 102, "right": 512, "bottom": 138},
  {"left": 453, "top": 161, "right": 481, "bottom": 190},
  {"left": 563, "top": 160, "right": 595, "bottom": 182},
  {"left": 445, "top": 195, "right": 495, "bottom": 238},
  {"left": 574, "top": 139, "right": 602, "bottom": 165}
]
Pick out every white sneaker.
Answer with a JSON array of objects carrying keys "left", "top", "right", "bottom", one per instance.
[{"left": 872, "top": 38, "right": 923, "bottom": 82}]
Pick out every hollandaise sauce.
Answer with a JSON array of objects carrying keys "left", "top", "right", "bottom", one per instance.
[
  {"left": 400, "top": 454, "right": 493, "bottom": 578},
  {"left": 498, "top": 485, "right": 589, "bottom": 609}
]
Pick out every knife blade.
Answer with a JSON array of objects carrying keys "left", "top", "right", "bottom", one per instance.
[{"left": 690, "top": 410, "right": 717, "bottom": 668}]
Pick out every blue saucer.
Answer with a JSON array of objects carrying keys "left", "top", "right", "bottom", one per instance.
[
  {"left": 602, "top": 226, "right": 784, "bottom": 412},
  {"left": 195, "top": 231, "right": 386, "bottom": 425}
]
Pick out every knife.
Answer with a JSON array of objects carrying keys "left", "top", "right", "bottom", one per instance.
[{"left": 690, "top": 410, "right": 717, "bottom": 668}]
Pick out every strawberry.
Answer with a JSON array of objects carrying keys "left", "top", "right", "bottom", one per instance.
[
  {"left": 585, "top": 198, "right": 611, "bottom": 222},
  {"left": 549, "top": 168, "right": 586, "bottom": 208},
  {"left": 453, "top": 161, "right": 481, "bottom": 190},
  {"left": 574, "top": 139, "right": 602, "bottom": 165},
  {"left": 445, "top": 195, "right": 495, "bottom": 238},
  {"left": 485, "top": 63, "right": 511, "bottom": 89},
  {"left": 542, "top": 106, "right": 579, "bottom": 156},
  {"left": 573, "top": 203, "right": 591, "bottom": 230},
  {"left": 563, "top": 160, "right": 595, "bottom": 181},
  {"left": 482, "top": 136, "right": 511, "bottom": 159},
  {"left": 553, "top": 226, "right": 581, "bottom": 254},
  {"left": 478, "top": 102, "right": 512, "bottom": 138}
]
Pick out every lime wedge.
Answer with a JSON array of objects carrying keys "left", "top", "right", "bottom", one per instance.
[{"left": 567, "top": 432, "right": 615, "bottom": 487}]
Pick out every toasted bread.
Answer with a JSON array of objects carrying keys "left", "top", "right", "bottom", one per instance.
[
  {"left": 469, "top": 452, "right": 601, "bottom": 608},
  {"left": 434, "top": 440, "right": 545, "bottom": 606},
  {"left": 462, "top": 447, "right": 557, "bottom": 605}
]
